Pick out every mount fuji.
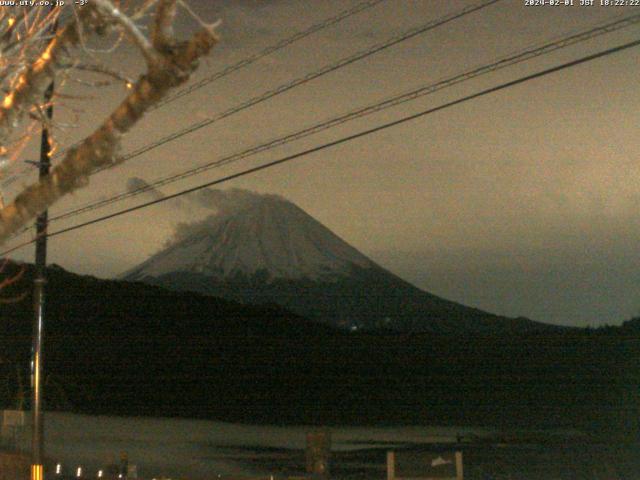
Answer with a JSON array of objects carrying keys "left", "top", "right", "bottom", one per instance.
[{"left": 122, "top": 189, "right": 553, "bottom": 334}]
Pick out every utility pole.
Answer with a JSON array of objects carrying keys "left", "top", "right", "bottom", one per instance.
[
  {"left": 31, "top": 8, "right": 57, "bottom": 480},
  {"left": 31, "top": 80, "right": 53, "bottom": 480}
]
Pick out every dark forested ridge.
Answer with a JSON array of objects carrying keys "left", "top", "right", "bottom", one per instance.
[
  {"left": 137, "top": 267, "right": 559, "bottom": 335},
  {"left": 0, "top": 261, "right": 638, "bottom": 437}
]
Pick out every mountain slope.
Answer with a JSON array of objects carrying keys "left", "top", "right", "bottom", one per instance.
[
  {"left": 123, "top": 189, "right": 555, "bottom": 334},
  {"left": 125, "top": 192, "right": 374, "bottom": 281}
]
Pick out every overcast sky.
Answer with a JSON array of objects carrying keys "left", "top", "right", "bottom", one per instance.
[{"left": 4, "top": 0, "right": 640, "bottom": 327}]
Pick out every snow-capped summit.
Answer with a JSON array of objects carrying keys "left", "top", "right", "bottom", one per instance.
[
  {"left": 124, "top": 189, "right": 374, "bottom": 282},
  {"left": 123, "top": 189, "right": 554, "bottom": 334}
]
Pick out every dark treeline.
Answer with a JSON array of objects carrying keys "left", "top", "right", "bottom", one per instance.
[{"left": 0, "top": 262, "right": 638, "bottom": 437}]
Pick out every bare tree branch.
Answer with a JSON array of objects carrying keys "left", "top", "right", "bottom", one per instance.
[
  {"left": 0, "top": 261, "right": 26, "bottom": 304},
  {"left": 92, "top": 0, "right": 161, "bottom": 67},
  {"left": 152, "top": 0, "right": 177, "bottom": 51},
  {"left": 60, "top": 61, "right": 135, "bottom": 87},
  {"left": 0, "top": 8, "right": 78, "bottom": 145},
  {"left": 0, "top": 2, "right": 218, "bottom": 244}
]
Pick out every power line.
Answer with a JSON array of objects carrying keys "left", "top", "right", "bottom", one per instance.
[
  {"left": 44, "top": 11, "right": 640, "bottom": 225},
  {"left": 152, "top": 0, "right": 390, "bottom": 111},
  {"left": 0, "top": 0, "right": 388, "bottom": 188},
  {"left": 3, "top": 36, "right": 638, "bottom": 257},
  {"left": 31, "top": 0, "right": 502, "bottom": 221},
  {"left": 103, "top": 0, "right": 500, "bottom": 172},
  {"left": 1, "top": 0, "right": 502, "bottom": 221}
]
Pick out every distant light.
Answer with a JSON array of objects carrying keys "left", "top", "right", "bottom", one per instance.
[
  {"left": 7, "top": 17, "right": 15, "bottom": 27},
  {"left": 76, "top": 467, "right": 82, "bottom": 478},
  {"left": 3, "top": 93, "right": 14, "bottom": 109},
  {"left": 118, "top": 475, "right": 122, "bottom": 479},
  {"left": 55, "top": 464, "right": 62, "bottom": 475},
  {"left": 126, "top": 82, "right": 133, "bottom": 90},
  {"left": 97, "top": 470, "right": 103, "bottom": 478}
]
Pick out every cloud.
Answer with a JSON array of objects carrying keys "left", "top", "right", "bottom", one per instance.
[
  {"left": 190, "top": 187, "right": 280, "bottom": 213},
  {"left": 126, "top": 177, "right": 165, "bottom": 201},
  {"left": 164, "top": 217, "right": 213, "bottom": 247},
  {"left": 125, "top": 181, "right": 280, "bottom": 217},
  {"left": 162, "top": 188, "right": 283, "bottom": 247}
]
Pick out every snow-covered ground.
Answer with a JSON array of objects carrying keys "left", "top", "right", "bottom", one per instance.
[
  {"left": 6, "top": 412, "right": 635, "bottom": 480},
  {"left": 15, "top": 412, "right": 500, "bottom": 479}
]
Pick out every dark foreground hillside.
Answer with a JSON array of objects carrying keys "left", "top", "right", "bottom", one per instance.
[{"left": 0, "top": 262, "right": 638, "bottom": 437}]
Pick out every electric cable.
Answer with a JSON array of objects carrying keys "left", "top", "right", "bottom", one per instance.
[
  {"left": 2, "top": 36, "right": 638, "bottom": 256},
  {"left": 101, "top": 0, "right": 501, "bottom": 173},
  {"left": 44, "top": 11, "right": 640, "bottom": 225},
  {"left": 33, "top": 0, "right": 501, "bottom": 177},
  {"left": 152, "top": 0, "right": 390, "bottom": 111},
  {"left": 0, "top": 0, "right": 389, "bottom": 187}
]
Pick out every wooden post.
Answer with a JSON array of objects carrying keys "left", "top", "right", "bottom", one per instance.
[
  {"left": 455, "top": 451, "right": 463, "bottom": 480},
  {"left": 386, "top": 451, "right": 395, "bottom": 480},
  {"left": 305, "top": 430, "right": 331, "bottom": 478}
]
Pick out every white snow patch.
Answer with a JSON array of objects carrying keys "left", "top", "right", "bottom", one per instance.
[{"left": 125, "top": 190, "right": 375, "bottom": 282}]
